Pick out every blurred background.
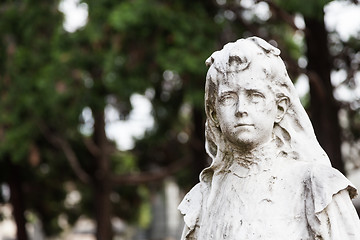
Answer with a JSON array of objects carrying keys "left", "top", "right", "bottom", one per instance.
[{"left": 1, "top": 0, "right": 360, "bottom": 239}]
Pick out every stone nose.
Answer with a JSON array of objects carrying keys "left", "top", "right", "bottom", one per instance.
[{"left": 235, "top": 95, "right": 248, "bottom": 117}]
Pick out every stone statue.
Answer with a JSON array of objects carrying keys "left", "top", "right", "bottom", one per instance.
[{"left": 178, "top": 37, "right": 360, "bottom": 239}]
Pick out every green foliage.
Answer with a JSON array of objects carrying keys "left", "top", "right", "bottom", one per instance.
[
  {"left": 275, "top": 0, "right": 333, "bottom": 18},
  {"left": 112, "top": 152, "right": 138, "bottom": 175},
  {"left": 106, "top": 0, "right": 217, "bottom": 100},
  {"left": 137, "top": 186, "right": 151, "bottom": 228}
]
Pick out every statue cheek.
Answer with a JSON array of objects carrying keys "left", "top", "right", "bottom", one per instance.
[
  {"left": 254, "top": 102, "right": 270, "bottom": 113},
  {"left": 261, "top": 102, "right": 277, "bottom": 114}
]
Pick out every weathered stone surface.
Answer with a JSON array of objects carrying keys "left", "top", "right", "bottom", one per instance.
[{"left": 178, "top": 37, "right": 360, "bottom": 239}]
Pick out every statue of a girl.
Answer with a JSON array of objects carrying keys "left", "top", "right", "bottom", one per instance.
[{"left": 178, "top": 37, "right": 360, "bottom": 239}]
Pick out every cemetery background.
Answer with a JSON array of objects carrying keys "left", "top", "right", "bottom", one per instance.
[{"left": 1, "top": 0, "right": 360, "bottom": 239}]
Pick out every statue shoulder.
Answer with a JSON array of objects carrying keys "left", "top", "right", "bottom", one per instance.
[
  {"left": 178, "top": 182, "right": 208, "bottom": 232},
  {"left": 304, "top": 163, "right": 357, "bottom": 214}
]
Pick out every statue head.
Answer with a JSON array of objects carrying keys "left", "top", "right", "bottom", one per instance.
[
  {"left": 205, "top": 37, "right": 290, "bottom": 152},
  {"left": 202, "top": 37, "right": 330, "bottom": 180}
]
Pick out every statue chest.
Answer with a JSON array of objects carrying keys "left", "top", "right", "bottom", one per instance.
[{"left": 197, "top": 160, "right": 312, "bottom": 239}]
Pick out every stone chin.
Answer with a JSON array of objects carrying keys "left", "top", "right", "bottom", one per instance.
[{"left": 224, "top": 132, "right": 262, "bottom": 151}]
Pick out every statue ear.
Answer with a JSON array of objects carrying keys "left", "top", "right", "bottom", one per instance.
[
  {"left": 208, "top": 106, "right": 220, "bottom": 127},
  {"left": 275, "top": 97, "right": 289, "bottom": 123}
]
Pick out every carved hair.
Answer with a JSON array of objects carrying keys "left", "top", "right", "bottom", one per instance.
[{"left": 201, "top": 37, "right": 330, "bottom": 181}]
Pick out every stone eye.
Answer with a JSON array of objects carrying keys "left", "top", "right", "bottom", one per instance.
[
  {"left": 219, "top": 93, "right": 237, "bottom": 105},
  {"left": 248, "top": 91, "right": 264, "bottom": 103}
]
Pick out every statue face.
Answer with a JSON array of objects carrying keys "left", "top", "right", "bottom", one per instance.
[{"left": 214, "top": 71, "right": 278, "bottom": 150}]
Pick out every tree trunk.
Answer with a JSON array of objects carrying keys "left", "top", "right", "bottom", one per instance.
[
  {"left": 191, "top": 107, "right": 208, "bottom": 183},
  {"left": 93, "top": 110, "right": 113, "bottom": 240},
  {"left": 94, "top": 179, "right": 112, "bottom": 240},
  {"left": 304, "top": 15, "right": 345, "bottom": 173},
  {"left": 8, "top": 161, "right": 29, "bottom": 240}
]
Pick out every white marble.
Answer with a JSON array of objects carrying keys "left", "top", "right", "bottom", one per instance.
[{"left": 178, "top": 37, "right": 360, "bottom": 239}]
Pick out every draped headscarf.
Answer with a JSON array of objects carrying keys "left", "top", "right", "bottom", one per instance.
[{"left": 201, "top": 36, "right": 331, "bottom": 182}]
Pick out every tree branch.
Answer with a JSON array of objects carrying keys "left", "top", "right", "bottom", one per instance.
[
  {"left": 39, "top": 125, "right": 91, "bottom": 184},
  {"left": 83, "top": 137, "right": 101, "bottom": 157},
  {"left": 110, "top": 157, "right": 191, "bottom": 185}
]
